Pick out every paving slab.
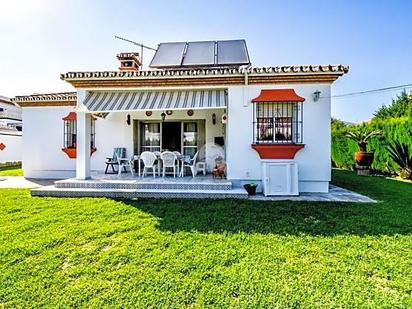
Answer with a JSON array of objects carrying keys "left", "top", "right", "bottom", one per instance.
[
  {"left": 0, "top": 177, "right": 376, "bottom": 203},
  {"left": 0, "top": 177, "right": 56, "bottom": 189},
  {"left": 249, "top": 185, "right": 376, "bottom": 203}
]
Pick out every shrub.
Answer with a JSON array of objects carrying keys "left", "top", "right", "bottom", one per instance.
[
  {"left": 387, "top": 139, "right": 412, "bottom": 179},
  {"left": 331, "top": 117, "right": 412, "bottom": 173},
  {"left": 344, "top": 128, "right": 382, "bottom": 152}
]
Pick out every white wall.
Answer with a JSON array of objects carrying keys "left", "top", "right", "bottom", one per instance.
[
  {"left": 22, "top": 106, "right": 225, "bottom": 178},
  {"left": 22, "top": 83, "right": 333, "bottom": 192},
  {"left": 23, "top": 107, "right": 134, "bottom": 178},
  {"left": 0, "top": 132, "right": 22, "bottom": 163},
  {"left": 23, "top": 107, "right": 76, "bottom": 178},
  {"left": 226, "top": 84, "right": 331, "bottom": 192},
  {"left": 92, "top": 112, "right": 133, "bottom": 172}
]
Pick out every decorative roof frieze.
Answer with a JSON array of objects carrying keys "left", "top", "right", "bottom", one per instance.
[
  {"left": 60, "top": 65, "right": 349, "bottom": 81},
  {"left": 12, "top": 92, "right": 77, "bottom": 106}
]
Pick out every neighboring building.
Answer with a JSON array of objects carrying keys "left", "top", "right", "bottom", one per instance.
[
  {"left": 13, "top": 40, "right": 348, "bottom": 196},
  {"left": 0, "top": 96, "right": 22, "bottom": 164},
  {"left": 0, "top": 95, "right": 22, "bottom": 131}
]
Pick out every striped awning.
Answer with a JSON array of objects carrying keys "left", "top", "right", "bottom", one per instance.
[{"left": 82, "top": 89, "right": 227, "bottom": 112}]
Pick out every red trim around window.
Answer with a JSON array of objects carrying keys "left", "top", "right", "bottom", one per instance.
[
  {"left": 62, "top": 112, "right": 97, "bottom": 121},
  {"left": 62, "top": 147, "right": 96, "bottom": 159},
  {"left": 62, "top": 112, "right": 77, "bottom": 121},
  {"left": 252, "top": 89, "right": 305, "bottom": 103},
  {"left": 62, "top": 112, "right": 96, "bottom": 159},
  {"left": 251, "top": 144, "right": 305, "bottom": 159}
]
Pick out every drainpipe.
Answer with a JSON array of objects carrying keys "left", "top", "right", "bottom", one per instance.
[{"left": 241, "top": 65, "right": 251, "bottom": 107}]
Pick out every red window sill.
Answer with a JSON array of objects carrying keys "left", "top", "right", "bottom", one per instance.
[
  {"left": 62, "top": 147, "right": 97, "bottom": 159},
  {"left": 251, "top": 144, "right": 304, "bottom": 159}
]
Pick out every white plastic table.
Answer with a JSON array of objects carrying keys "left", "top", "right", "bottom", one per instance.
[{"left": 134, "top": 154, "right": 191, "bottom": 177}]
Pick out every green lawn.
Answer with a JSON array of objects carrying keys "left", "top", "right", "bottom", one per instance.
[
  {"left": 0, "top": 170, "right": 411, "bottom": 307},
  {"left": 0, "top": 165, "right": 23, "bottom": 176}
]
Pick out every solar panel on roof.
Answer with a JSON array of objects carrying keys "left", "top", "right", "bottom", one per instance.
[
  {"left": 149, "top": 42, "right": 186, "bottom": 68},
  {"left": 182, "top": 41, "right": 215, "bottom": 66},
  {"left": 217, "top": 40, "right": 249, "bottom": 65},
  {"left": 149, "top": 39, "right": 250, "bottom": 69}
]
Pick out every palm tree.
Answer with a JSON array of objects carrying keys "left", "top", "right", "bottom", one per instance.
[{"left": 344, "top": 129, "right": 382, "bottom": 152}]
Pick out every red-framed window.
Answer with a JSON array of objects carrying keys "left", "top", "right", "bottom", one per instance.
[
  {"left": 253, "top": 102, "right": 303, "bottom": 144},
  {"left": 62, "top": 112, "right": 96, "bottom": 158}
]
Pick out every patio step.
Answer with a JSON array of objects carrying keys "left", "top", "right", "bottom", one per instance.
[
  {"left": 54, "top": 178, "right": 233, "bottom": 191},
  {"left": 31, "top": 186, "right": 248, "bottom": 199}
]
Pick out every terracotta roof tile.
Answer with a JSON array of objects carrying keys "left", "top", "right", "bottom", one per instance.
[
  {"left": 12, "top": 92, "right": 77, "bottom": 103},
  {"left": 60, "top": 65, "right": 349, "bottom": 81},
  {"left": 14, "top": 64, "right": 349, "bottom": 106}
]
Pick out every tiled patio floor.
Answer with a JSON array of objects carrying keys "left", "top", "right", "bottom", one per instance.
[
  {"left": 250, "top": 185, "right": 376, "bottom": 203},
  {"left": 1, "top": 174, "right": 376, "bottom": 202}
]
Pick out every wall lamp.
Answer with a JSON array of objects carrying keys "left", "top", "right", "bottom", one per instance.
[
  {"left": 212, "top": 113, "right": 216, "bottom": 125},
  {"left": 161, "top": 112, "right": 166, "bottom": 122},
  {"left": 313, "top": 90, "right": 321, "bottom": 102}
]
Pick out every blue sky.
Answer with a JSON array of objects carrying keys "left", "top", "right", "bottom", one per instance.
[{"left": 1, "top": 0, "right": 411, "bottom": 122}]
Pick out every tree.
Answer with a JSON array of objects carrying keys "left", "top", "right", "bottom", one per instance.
[
  {"left": 344, "top": 127, "right": 382, "bottom": 152},
  {"left": 373, "top": 90, "right": 412, "bottom": 120},
  {"left": 331, "top": 117, "right": 348, "bottom": 131}
]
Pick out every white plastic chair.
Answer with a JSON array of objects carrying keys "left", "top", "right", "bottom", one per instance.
[
  {"left": 105, "top": 147, "right": 126, "bottom": 174},
  {"left": 182, "top": 151, "right": 206, "bottom": 178},
  {"left": 153, "top": 151, "right": 162, "bottom": 176},
  {"left": 115, "top": 152, "right": 134, "bottom": 177},
  {"left": 161, "top": 151, "right": 177, "bottom": 178},
  {"left": 173, "top": 151, "right": 181, "bottom": 175},
  {"left": 140, "top": 151, "right": 157, "bottom": 178}
]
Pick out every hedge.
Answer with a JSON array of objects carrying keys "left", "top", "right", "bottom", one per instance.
[{"left": 331, "top": 117, "right": 412, "bottom": 173}]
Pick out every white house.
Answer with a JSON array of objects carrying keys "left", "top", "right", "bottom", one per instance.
[
  {"left": 13, "top": 40, "right": 348, "bottom": 197},
  {"left": 0, "top": 95, "right": 22, "bottom": 164}
]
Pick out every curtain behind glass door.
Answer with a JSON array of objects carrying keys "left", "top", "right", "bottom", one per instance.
[
  {"left": 183, "top": 122, "right": 198, "bottom": 157},
  {"left": 140, "top": 122, "right": 161, "bottom": 153}
]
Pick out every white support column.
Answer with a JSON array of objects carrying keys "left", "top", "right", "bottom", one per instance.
[{"left": 76, "top": 90, "right": 91, "bottom": 179}]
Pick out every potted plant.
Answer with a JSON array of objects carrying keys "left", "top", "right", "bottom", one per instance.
[
  {"left": 344, "top": 129, "right": 382, "bottom": 167},
  {"left": 243, "top": 182, "right": 257, "bottom": 195}
]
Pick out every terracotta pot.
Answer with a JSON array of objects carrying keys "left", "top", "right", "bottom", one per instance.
[{"left": 354, "top": 151, "right": 374, "bottom": 166}]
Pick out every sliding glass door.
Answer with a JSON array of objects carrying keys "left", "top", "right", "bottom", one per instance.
[
  {"left": 138, "top": 121, "right": 204, "bottom": 157},
  {"left": 182, "top": 122, "right": 198, "bottom": 156},
  {"left": 140, "top": 122, "right": 161, "bottom": 153}
]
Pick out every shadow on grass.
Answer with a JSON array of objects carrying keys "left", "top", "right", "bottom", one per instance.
[
  {"left": 0, "top": 164, "right": 23, "bottom": 176},
  {"left": 120, "top": 196, "right": 411, "bottom": 236},
  {"left": 116, "top": 170, "right": 412, "bottom": 236},
  {"left": 0, "top": 165, "right": 21, "bottom": 171}
]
